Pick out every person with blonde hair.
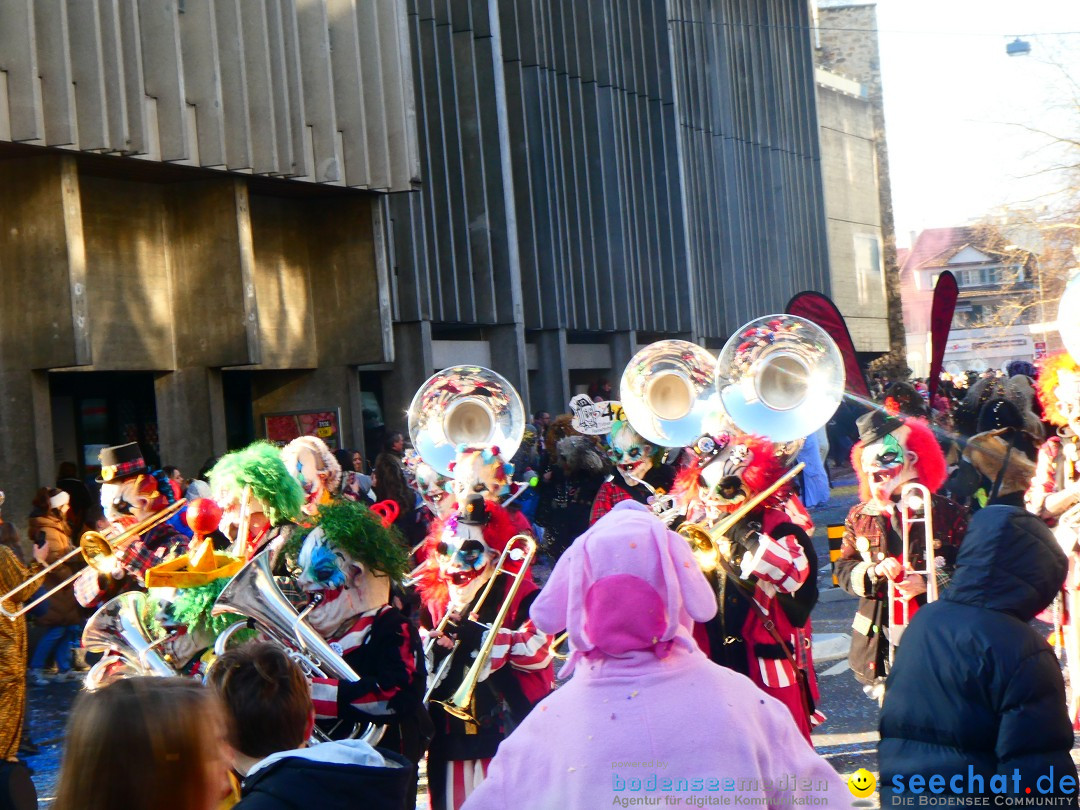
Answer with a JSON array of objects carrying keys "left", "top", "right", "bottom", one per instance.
[{"left": 53, "top": 678, "right": 230, "bottom": 810}]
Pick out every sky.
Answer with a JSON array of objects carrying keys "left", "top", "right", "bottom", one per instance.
[{"left": 872, "top": 0, "right": 1080, "bottom": 248}]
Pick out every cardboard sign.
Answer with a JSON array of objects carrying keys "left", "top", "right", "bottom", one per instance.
[{"left": 570, "top": 396, "right": 624, "bottom": 435}]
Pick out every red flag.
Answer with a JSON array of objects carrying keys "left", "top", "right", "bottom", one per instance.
[
  {"left": 785, "top": 291, "right": 870, "bottom": 399},
  {"left": 927, "top": 271, "right": 958, "bottom": 403}
]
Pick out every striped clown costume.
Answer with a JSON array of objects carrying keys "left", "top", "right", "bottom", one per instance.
[
  {"left": 672, "top": 432, "right": 823, "bottom": 742},
  {"left": 414, "top": 495, "right": 554, "bottom": 810},
  {"left": 285, "top": 500, "right": 429, "bottom": 806}
]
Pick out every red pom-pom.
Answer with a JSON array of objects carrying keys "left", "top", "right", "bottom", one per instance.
[{"left": 186, "top": 498, "right": 223, "bottom": 538}]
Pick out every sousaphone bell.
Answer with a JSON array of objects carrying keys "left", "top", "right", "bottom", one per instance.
[{"left": 408, "top": 365, "right": 525, "bottom": 476}]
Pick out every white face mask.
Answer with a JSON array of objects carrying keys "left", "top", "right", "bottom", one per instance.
[
  {"left": 435, "top": 521, "right": 495, "bottom": 609},
  {"left": 607, "top": 427, "right": 654, "bottom": 484},
  {"left": 295, "top": 527, "right": 390, "bottom": 635},
  {"left": 861, "top": 426, "right": 917, "bottom": 505}
]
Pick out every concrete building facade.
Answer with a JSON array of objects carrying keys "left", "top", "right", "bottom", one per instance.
[
  {"left": 813, "top": 0, "right": 903, "bottom": 361},
  {"left": 1, "top": 0, "right": 843, "bottom": 518},
  {"left": 0, "top": 0, "right": 417, "bottom": 515},
  {"left": 380, "top": 0, "right": 834, "bottom": 421}
]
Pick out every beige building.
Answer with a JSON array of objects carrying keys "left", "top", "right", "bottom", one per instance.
[
  {"left": 815, "top": 68, "right": 890, "bottom": 353},
  {"left": 0, "top": 0, "right": 417, "bottom": 516},
  {"left": 814, "top": 0, "right": 901, "bottom": 360}
]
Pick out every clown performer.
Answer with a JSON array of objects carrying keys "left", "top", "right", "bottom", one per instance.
[
  {"left": 1027, "top": 352, "right": 1080, "bottom": 726},
  {"left": 670, "top": 430, "right": 822, "bottom": 741},
  {"left": 139, "top": 499, "right": 248, "bottom": 679},
  {"left": 589, "top": 419, "right": 675, "bottom": 524},
  {"left": 281, "top": 436, "right": 342, "bottom": 518},
  {"left": 207, "top": 442, "right": 305, "bottom": 560},
  {"left": 283, "top": 499, "right": 430, "bottom": 806},
  {"left": 414, "top": 494, "right": 554, "bottom": 810},
  {"left": 836, "top": 411, "right": 967, "bottom": 700},
  {"left": 74, "top": 443, "right": 190, "bottom": 609}
]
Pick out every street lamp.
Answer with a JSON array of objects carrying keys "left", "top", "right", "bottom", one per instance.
[{"left": 1006, "top": 37, "right": 1032, "bottom": 57}]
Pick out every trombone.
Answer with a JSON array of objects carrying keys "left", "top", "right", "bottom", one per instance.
[
  {"left": 677, "top": 463, "right": 805, "bottom": 580},
  {"left": 0, "top": 499, "right": 187, "bottom": 621},
  {"left": 425, "top": 534, "right": 537, "bottom": 718},
  {"left": 887, "top": 482, "right": 937, "bottom": 666}
]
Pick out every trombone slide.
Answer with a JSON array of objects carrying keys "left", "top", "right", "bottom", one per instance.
[
  {"left": 1, "top": 499, "right": 187, "bottom": 621},
  {"left": 887, "top": 483, "right": 936, "bottom": 665}
]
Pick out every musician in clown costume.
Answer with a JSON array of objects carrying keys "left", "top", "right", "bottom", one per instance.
[{"left": 414, "top": 495, "right": 553, "bottom": 810}]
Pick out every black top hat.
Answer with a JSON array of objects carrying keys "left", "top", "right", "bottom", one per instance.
[
  {"left": 856, "top": 410, "right": 904, "bottom": 446},
  {"left": 458, "top": 493, "right": 490, "bottom": 526},
  {"left": 97, "top": 442, "right": 149, "bottom": 483}
]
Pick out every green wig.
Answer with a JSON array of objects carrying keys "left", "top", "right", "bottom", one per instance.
[
  {"left": 285, "top": 500, "right": 410, "bottom": 582},
  {"left": 209, "top": 442, "right": 304, "bottom": 526}
]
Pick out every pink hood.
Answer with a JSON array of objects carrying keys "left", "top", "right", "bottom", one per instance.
[{"left": 531, "top": 500, "right": 717, "bottom": 675}]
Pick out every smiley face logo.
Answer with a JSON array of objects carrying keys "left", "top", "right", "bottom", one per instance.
[{"left": 848, "top": 768, "right": 876, "bottom": 798}]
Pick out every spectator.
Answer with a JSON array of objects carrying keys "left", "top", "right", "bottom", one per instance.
[
  {"left": 796, "top": 429, "right": 830, "bottom": 508},
  {"left": 186, "top": 457, "right": 219, "bottom": 502},
  {"left": 372, "top": 453, "right": 425, "bottom": 546},
  {"left": 53, "top": 678, "right": 230, "bottom": 810},
  {"left": 534, "top": 436, "right": 607, "bottom": 559},
  {"left": 461, "top": 502, "right": 848, "bottom": 809},
  {"left": 333, "top": 449, "right": 374, "bottom": 502},
  {"left": 55, "top": 462, "right": 94, "bottom": 538},
  {"left": 880, "top": 506, "right": 1075, "bottom": 801},
  {"left": 162, "top": 465, "right": 183, "bottom": 484},
  {"left": 208, "top": 642, "right": 412, "bottom": 810},
  {"left": 382, "top": 431, "right": 405, "bottom": 459},
  {"left": 586, "top": 378, "right": 612, "bottom": 403},
  {"left": 27, "top": 488, "right": 84, "bottom": 684}
]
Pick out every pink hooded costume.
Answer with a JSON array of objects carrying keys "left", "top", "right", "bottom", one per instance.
[{"left": 462, "top": 502, "right": 851, "bottom": 810}]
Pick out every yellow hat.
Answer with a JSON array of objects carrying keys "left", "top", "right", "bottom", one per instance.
[{"left": 145, "top": 538, "right": 243, "bottom": 589}]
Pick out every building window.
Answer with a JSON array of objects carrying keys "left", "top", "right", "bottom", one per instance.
[{"left": 853, "top": 234, "right": 884, "bottom": 306}]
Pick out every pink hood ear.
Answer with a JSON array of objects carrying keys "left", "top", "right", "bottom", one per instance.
[{"left": 531, "top": 501, "right": 716, "bottom": 675}]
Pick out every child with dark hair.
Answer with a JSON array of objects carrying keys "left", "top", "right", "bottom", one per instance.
[{"left": 209, "top": 642, "right": 412, "bottom": 810}]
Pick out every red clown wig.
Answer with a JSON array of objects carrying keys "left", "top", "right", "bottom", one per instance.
[
  {"left": 1036, "top": 352, "right": 1080, "bottom": 428},
  {"left": 672, "top": 434, "right": 789, "bottom": 510},
  {"left": 850, "top": 417, "right": 947, "bottom": 502}
]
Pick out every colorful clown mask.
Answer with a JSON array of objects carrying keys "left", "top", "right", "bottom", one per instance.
[
  {"left": 606, "top": 421, "right": 655, "bottom": 485},
  {"left": 435, "top": 512, "right": 496, "bottom": 609},
  {"left": 99, "top": 473, "right": 169, "bottom": 527},
  {"left": 282, "top": 437, "right": 341, "bottom": 516},
  {"left": 449, "top": 446, "right": 513, "bottom": 504},
  {"left": 295, "top": 525, "right": 392, "bottom": 635},
  {"left": 860, "top": 424, "right": 918, "bottom": 506},
  {"left": 415, "top": 461, "right": 456, "bottom": 518}
]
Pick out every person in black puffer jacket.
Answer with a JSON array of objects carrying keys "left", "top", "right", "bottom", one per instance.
[{"left": 880, "top": 506, "right": 1075, "bottom": 802}]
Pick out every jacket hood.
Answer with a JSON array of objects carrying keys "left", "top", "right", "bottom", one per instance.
[
  {"left": 943, "top": 505, "right": 1067, "bottom": 620},
  {"left": 243, "top": 741, "right": 411, "bottom": 810}
]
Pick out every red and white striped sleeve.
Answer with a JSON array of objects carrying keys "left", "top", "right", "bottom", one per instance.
[
  {"left": 742, "top": 532, "right": 809, "bottom": 595},
  {"left": 479, "top": 618, "right": 553, "bottom": 680}
]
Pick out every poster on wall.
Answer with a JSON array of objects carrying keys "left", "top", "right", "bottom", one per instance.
[{"left": 263, "top": 409, "right": 342, "bottom": 450}]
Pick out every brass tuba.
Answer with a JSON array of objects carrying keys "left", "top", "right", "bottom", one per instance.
[
  {"left": 81, "top": 592, "right": 180, "bottom": 690},
  {"left": 713, "top": 314, "right": 845, "bottom": 443},
  {"left": 408, "top": 365, "right": 525, "bottom": 476},
  {"left": 210, "top": 552, "right": 385, "bottom": 746}
]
